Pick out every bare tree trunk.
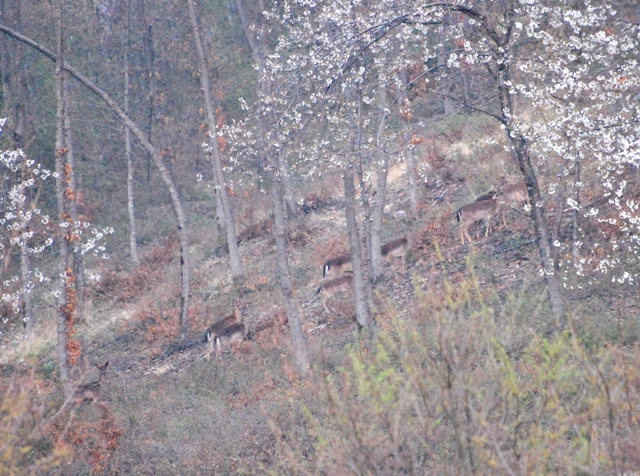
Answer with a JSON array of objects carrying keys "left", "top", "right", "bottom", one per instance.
[
  {"left": 370, "top": 156, "right": 388, "bottom": 282},
  {"left": 355, "top": 154, "right": 374, "bottom": 307},
  {"left": 501, "top": 65, "right": 565, "bottom": 324},
  {"left": 54, "top": 2, "right": 71, "bottom": 397},
  {"left": 270, "top": 176, "right": 309, "bottom": 376},
  {"left": 62, "top": 83, "right": 86, "bottom": 323},
  {"left": 369, "top": 78, "right": 389, "bottom": 282},
  {"left": 124, "top": 0, "right": 139, "bottom": 266},
  {"left": 276, "top": 149, "right": 298, "bottom": 220},
  {"left": 140, "top": 0, "right": 154, "bottom": 183},
  {"left": 513, "top": 137, "right": 565, "bottom": 326},
  {"left": 0, "top": 22, "right": 193, "bottom": 337},
  {"left": 186, "top": 0, "right": 242, "bottom": 282},
  {"left": 438, "top": 44, "right": 455, "bottom": 115},
  {"left": 399, "top": 68, "right": 418, "bottom": 212},
  {"left": 344, "top": 160, "right": 371, "bottom": 328}
]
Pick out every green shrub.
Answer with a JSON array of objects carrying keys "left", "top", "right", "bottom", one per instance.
[{"left": 271, "top": 274, "right": 640, "bottom": 474}]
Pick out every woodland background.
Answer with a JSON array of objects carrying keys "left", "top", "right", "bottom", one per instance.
[{"left": 2, "top": 0, "right": 640, "bottom": 474}]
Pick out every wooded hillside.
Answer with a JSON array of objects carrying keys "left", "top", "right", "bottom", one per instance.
[{"left": 2, "top": 1, "right": 640, "bottom": 474}]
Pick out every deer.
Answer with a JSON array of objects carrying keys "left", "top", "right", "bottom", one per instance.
[
  {"left": 322, "top": 252, "right": 352, "bottom": 279},
  {"left": 316, "top": 273, "right": 353, "bottom": 314},
  {"left": 474, "top": 190, "right": 498, "bottom": 202},
  {"left": 381, "top": 235, "right": 411, "bottom": 273},
  {"left": 73, "top": 361, "right": 109, "bottom": 405},
  {"left": 496, "top": 182, "right": 529, "bottom": 226},
  {"left": 204, "top": 301, "right": 245, "bottom": 360},
  {"left": 456, "top": 198, "right": 501, "bottom": 244},
  {"left": 212, "top": 322, "right": 247, "bottom": 358}
]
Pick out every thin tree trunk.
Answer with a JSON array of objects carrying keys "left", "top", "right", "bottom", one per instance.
[
  {"left": 344, "top": 160, "right": 371, "bottom": 328},
  {"left": 270, "top": 176, "right": 309, "bottom": 376},
  {"left": 54, "top": 2, "right": 71, "bottom": 397},
  {"left": 0, "top": 22, "right": 192, "bottom": 337},
  {"left": 438, "top": 43, "right": 455, "bottom": 115},
  {"left": 369, "top": 79, "right": 389, "bottom": 281},
  {"left": 399, "top": 68, "right": 418, "bottom": 212},
  {"left": 276, "top": 149, "right": 298, "bottom": 220},
  {"left": 140, "top": 0, "right": 154, "bottom": 183},
  {"left": 186, "top": 0, "right": 242, "bottom": 282},
  {"left": 370, "top": 155, "right": 388, "bottom": 281},
  {"left": 514, "top": 137, "right": 565, "bottom": 326},
  {"left": 355, "top": 154, "right": 374, "bottom": 306},
  {"left": 124, "top": 0, "right": 139, "bottom": 266},
  {"left": 496, "top": 49, "right": 565, "bottom": 326},
  {"left": 63, "top": 82, "right": 85, "bottom": 322}
]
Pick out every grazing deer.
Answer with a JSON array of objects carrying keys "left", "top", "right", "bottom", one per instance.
[
  {"left": 381, "top": 235, "right": 411, "bottom": 273},
  {"left": 213, "top": 323, "right": 247, "bottom": 357},
  {"left": 316, "top": 273, "right": 353, "bottom": 314},
  {"left": 456, "top": 198, "right": 501, "bottom": 244},
  {"left": 73, "top": 361, "right": 109, "bottom": 405},
  {"left": 496, "top": 182, "right": 529, "bottom": 225},
  {"left": 474, "top": 190, "right": 497, "bottom": 202},
  {"left": 322, "top": 252, "right": 352, "bottom": 279},
  {"left": 204, "top": 302, "right": 244, "bottom": 360}
]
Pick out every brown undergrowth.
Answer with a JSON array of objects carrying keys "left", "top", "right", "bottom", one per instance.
[{"left": 1, "top": 362, "right": 123, "bottom": 475}]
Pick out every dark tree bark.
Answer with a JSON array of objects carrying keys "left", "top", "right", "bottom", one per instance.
[
  {"left": 186, "top": 0, "right": 243, "bottom": 283},
  {"left": 496, "top": 62, "right": 565, "bottom": 326},
  {"left": 0, "top": 20, "right": 193, "bottom": 337}
]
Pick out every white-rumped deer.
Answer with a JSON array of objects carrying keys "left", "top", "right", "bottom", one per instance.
[
  {"left": 322, "top": 252, "right": 352, "bottom": 279},
  {"left": 381, "top": 235, "right": 411, "bottom": 273},
  {"left": 316, "top": 273, "right": 353, "bottom": 314},
  {"left": 213, "top": 322, "right": 247, "bottom": 357},
  {"left": 456, "top": 198, "right": 501, "bottom": 244},
  {"left": 204, "top": 302, "right": 245, "bottom": 360}
]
